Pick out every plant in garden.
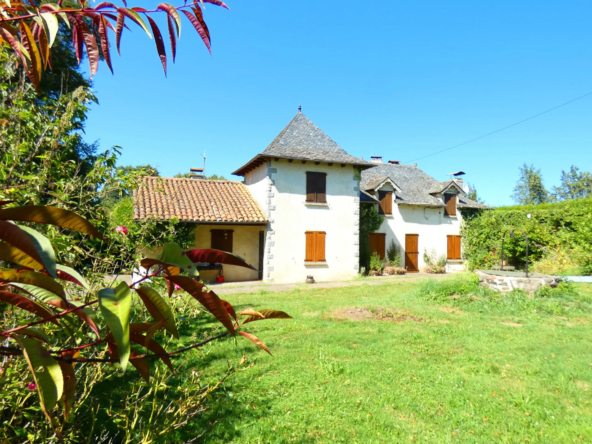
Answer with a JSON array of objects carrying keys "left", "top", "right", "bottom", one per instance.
[
  {"left": 0, "top": 0, "right": 228, "bottom": 90},
  {"left": 369, "top": 252, "right": 384, "bottom": 274},
  {"left": 423, "top": 248, "right": 446, "bottom": 274},
  {"left": 386, "top": 239, "right": 401, "bottom": 266},
  {"left": 0, "top": 203, "right": 291, "bottom": 440},
  {"left": 359, "top": 205, "right": 384, "bottom": 273}
]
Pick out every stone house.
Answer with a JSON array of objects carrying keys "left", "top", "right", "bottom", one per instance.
[{"left": 133, "top": 110, "right": 486, "bottom": 283}]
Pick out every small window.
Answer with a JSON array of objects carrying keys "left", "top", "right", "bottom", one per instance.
[
  {"left": 444, "top": 194, "right": 457, "bottom": 217},
  {"left": 447, "top": 235, "right": 461, "bottom": 260},
  {"left": 369, "top": 233, "right": 386, "bottom": 259},
  {"left": 306, "top": 172, "right": 327, "bottom": 203},
  {"left": 211, "top": 229, "right": 233, "bottom": 253},
  {"left": 378, "top": 191, "right": 393, "bottom": 215},
  {"left": 305, "top": 231, "right": 326, "bottom": 262}
]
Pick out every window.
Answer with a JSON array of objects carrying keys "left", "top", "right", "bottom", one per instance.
[
  {"left": 211, "top": 229, "right": 233, "bottom": 253},
  {"left": 444, "top": 193, "right": 457, "bottom": 217},
  {"left": 305, "top": 231, "right": 326, "bottom": 262},
  {"left": 306, "top": 172, "right": 327, "bottom": 203},
  {"left": 369, "top": 233, "right": 386, "bottom": 259},
  {"left": 378, "top": 191, "right": 393, "bottom": 215},
  {"left": 447, "top": 235, "right": 461, "bottom": 260}
]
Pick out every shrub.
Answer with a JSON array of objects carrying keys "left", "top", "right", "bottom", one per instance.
[
  {"left": 369, "top": 252, "right": 384, "bottom": 273},
  {"left": 423, "top": 248, "right": 447, "bottom": 274},
  {"left": 386, "top": 240, "right": 401, "bottom": 266}
]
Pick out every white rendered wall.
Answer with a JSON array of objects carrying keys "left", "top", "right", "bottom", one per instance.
[
  {"left": 244, "top": 162, "right": 270, "bottom": 215},
  {"left": 376, "top": 196, "right": 465, "bottom": 272},
  {"left": 249, "top": 160, "right": 360, "bottom": 284}
]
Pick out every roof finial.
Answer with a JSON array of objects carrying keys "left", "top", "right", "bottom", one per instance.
[{"left": 298, "top": 104, "right": 302, "bottom": 112}]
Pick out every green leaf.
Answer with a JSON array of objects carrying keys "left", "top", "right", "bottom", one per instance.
[
  {"left": 18, "top": 226, "right": 57, "bottom": 278},
  {"left": 17, "top": 327, "right": 50, "bottom": 343},
  {"left": 13, "top": 336, "right": 64, "bottom": 423},
  {"left": 0, "top": 222, "right": 56, "bottom": 277},
  {"left": 159, "top": 242, "right": 199, "bottom": 277},
  {"left": 119, "top": 8, "right": 152, "bottom": 38},
  {"left": 40, "top": 12, "right": 58, "bottom": 47},
  {"left": 56, "top": 264, "right": 90, "bottom": 290},
  {"left": 98, "top": 282, "right": 132, "bottom": 370},
  {"left": 135, "top": 286, "right": 179, "bottom": 339}
]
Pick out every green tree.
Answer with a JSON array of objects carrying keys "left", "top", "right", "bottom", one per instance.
[
  {"left": 359, "top": 205, "right": 384, "bottom": 273},
  {"left": 512, "top": 164, "right": 548, "bottom": 205},
  {"left": 208, "top": 174, "right": 228, "bottom": 180},
  {"left": 467, "top": 182, "right": 485, "bottom": 204},
  {"left": 552, "top": 166, "right": 592, "bottom": 201}
]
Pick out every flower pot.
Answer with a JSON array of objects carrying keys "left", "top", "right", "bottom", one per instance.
[
  {"left": 216, "top": 275, "right": 225, "bottom": 284},
  {"left": 306, "top": 275, "right": 315, "bottom": 284}
]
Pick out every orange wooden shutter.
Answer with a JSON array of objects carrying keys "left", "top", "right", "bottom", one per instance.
[
  {"left": 445, "top": 194, "right": 457, "bottom": 216},
  {"left": 316, "top": 232, "right": 326, "bottom": 262},
  {"left": 447, "top": 235, "right": 461, "bottom": 259},
  {"left": 455, "top": 235, "right": 461, "bottom": 259},
  {"left": 377, "top": 233, "right": 386, "bottom": 259},
  {"left": 305, "top": 232, "right": 314, "bottom": 261},
  {"left": 447, "top": 235, "right": 454, "bottom": 259}
]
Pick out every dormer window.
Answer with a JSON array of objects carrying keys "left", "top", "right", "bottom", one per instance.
[
  {"left": 378, "top": 191, "right": 393, "bottom": 215},
  {"left": 306, "top": 172, "right": 327, "bottom": 203},
  {"left": 444, "top": 194, "right": 457, "bottom": 217}
]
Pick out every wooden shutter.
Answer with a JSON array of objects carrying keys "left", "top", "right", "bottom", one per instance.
[
  {"left": 444, "top": 194, "right": 457, "bottom": 216},
  {"left": 211, "top": 230, "right": 233, "bottom": 253},
  {"left": 305, "top": 231, "right": 326, "bottom": 262},
  {"left": 306, "top": 172, "right": 327, "bottom": 203},
  {"left": 317, "top": 174, "right": 326, "bottom": 203},
  {"left": 306, "top": 173, "right": 316, "bottom": 202},
  {"left": 305, "top": 232, "right": 315, "bottom": 261},
  {"left": 316, "top": 232, "right": 326, "bottom": 261},
  {"left": 405, "top": 234, "right": 419, "bottom": 272},
  {"left": 378, "top": 191, "right": 392, "bottom": 215},
  {"left": 447, "top": 235, "right": 461, "bottom": 260}
]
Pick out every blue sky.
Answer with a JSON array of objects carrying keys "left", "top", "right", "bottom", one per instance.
[{"left": 83, "top": 0, "right": 592, "bottom": 206}]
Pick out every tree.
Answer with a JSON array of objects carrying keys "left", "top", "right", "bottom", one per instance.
[
  {"left": 208, "top": 174, "right": 227, "bottom": 180},
  {"left": 512, "top": 164, "right": 548, "bottom": 205},
  {"left": 359, "top": 205, "right": 384, "bottom": 273},
  {"left": 552, "top": 166, "right": 592, "bottom": 201},
  {"left": 0, "top": 0, "right": 228, "bottom": 91},
  {"left": 466, "top": 182, "right": 485, "bottom": 204}
]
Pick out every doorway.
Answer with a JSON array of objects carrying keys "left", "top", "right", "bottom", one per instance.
[{"left": 405, "top": 234, "right": 419, "bottom": 273}]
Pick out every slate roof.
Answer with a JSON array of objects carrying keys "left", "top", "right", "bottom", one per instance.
[
  {"left": 133, "top": 177, "right": 267, "bottom": 223},
  {"left": 233, "top": 111, "right": 373, "bottom": 176},
  {"left": 360, "top": 164, "right": 488, "bottom": 209}
]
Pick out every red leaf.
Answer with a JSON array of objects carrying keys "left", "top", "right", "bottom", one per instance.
[
  {"left": 0, "top": 291, "right": 59, "bottom": 326},
  {"left": 0, "top": 24, "right": 28, "bottom": 68},
  {"left": 36, "top": 25, "right": 50, "bottom": 70},
  {"left": 20, "top": 21, "right": 42, "bottom": 91},
  {"left": 238, "top": 331, "right": 271, "bottom": 355},
  {"left": 166, "top": 14, "right": 177, "bottom": 63},
  {"left": 203, "top": 0, "right": 230, "bottom": 9},
  {"left": 98, "top": 14, "right": 113, "bottom": 73},
  {"left": 44, "top": 299, "right": 100, "bottom": 338},
  {"left": 167, "top": 276, "right": 235, "bottom": 335},
  {"left": 192, "top": 5, "right": 210, "bottom": 43},
  {"left": 95, "top": 2, "right": 118, "bottom": 9},
  {"left": 129, "top": 333, "right": 173, "bottom": 372},
  {"left": 68, "top": 15, "right": 99, "bottom": 75},
  {"left": 146, "top": 16, "right": 166, "bottom": 76},
  {"left": 242, "top": 309, "right": 292, "bottom": 325},
  {"left": 71, "top": 23, "right": 84, "bottom": 65},
  {"left": 221, "top": 300, "right": 237, "bottom": 321},
  {"left": 181, "top": 8, "right": 210, "bottom": 54},
  {"left": 115, "top": 11, "right": 125, "bottom": 55},
  {"left": 183, "top": 248, "right": 257, "bottom": 271},
  {"left": 130, "top": 349, "right": 150, "bottom": 382}
]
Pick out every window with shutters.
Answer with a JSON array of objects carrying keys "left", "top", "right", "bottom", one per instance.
[
  {"left": 211, "top": 229, "right": 233, "bottom": 253},
  {"left": 447, "top": 235, "right": 461, "bottom": 260},
  {"left": 444, "top": 193, "right": 457, "bottom": 217},
  {"left": 305, "top": 231, "right": 326, "bottom": 262},
  {"left": 305, "top": 172, "right": 327, "bottom": 204},
  {"left": 369, "top": 233, "right": 386, "bottom": 259},
  {"left": 378, "top": 191, "right": 393, "bottom": 215}
]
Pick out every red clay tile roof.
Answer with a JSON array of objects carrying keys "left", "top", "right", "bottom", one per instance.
[{"left": 133, "top": 177, "right": 267, "bottom": 223}]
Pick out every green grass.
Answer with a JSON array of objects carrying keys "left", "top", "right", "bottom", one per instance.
[{"left": 172, "top": 275, "right": 592, "bottom": 443}]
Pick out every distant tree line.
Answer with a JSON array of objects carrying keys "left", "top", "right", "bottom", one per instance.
[{"left": 512, "top": 164, "right": 592, "bottom": 205}]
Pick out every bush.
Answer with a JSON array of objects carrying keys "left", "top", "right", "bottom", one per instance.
[
  {"left": 369, "top": 252, "right": 384, "bottom": 273},
  {"left": 386, "top": 240, "right": 401, "bottom": 266},
  {"left": 423, "top": 248, "right": 447, "bottom": 274}
]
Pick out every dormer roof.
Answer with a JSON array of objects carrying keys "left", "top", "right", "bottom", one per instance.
[{"left": 233, "top": 111, "right": 373, "bottom": 176}]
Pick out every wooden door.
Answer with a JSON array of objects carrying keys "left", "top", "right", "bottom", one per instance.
[
  {"left": 369, "top": 233, "right": 386, "bottom": 260},
  {"left": 405, "top": 234, "right": 419, "bottom": 273}
]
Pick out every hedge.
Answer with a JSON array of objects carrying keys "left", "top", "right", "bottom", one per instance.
[{"left": 460, "top": 198, "right": 592, "bottom": 275}]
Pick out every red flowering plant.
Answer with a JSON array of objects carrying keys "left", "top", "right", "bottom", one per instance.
[{"left": 0, "top": 204, "right": 291, "bottom": 440}]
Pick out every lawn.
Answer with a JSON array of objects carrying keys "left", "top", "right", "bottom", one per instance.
[{"left": 174, "top": 274, "right": 592, "bottom": 443}]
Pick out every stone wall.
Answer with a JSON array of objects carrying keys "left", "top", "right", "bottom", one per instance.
[{"left": 476, "top": 271, "right": 559, "bottom": 294}]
